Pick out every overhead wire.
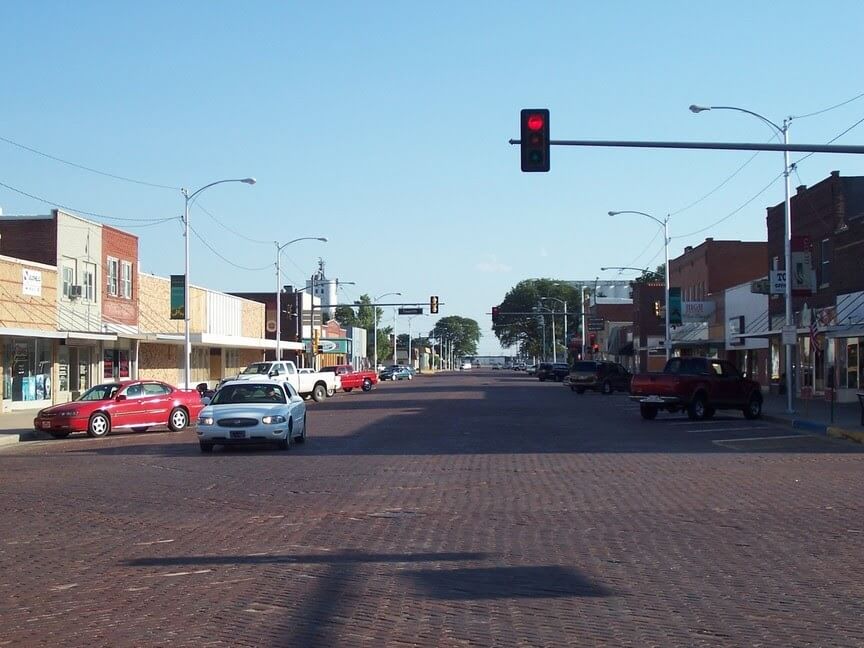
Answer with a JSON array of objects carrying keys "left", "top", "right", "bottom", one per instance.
[
  {"left": 0, "top": 134, "right": 180, "bottom": 190},
  {"left": 0, "top": 179, "right": 175, "bottom": 223},
  {"left": 792, "top": 90, "right": 864, "bottom": 120},
  {"left": 195, "top": 202, "right": 273, "bottom": 245},
  {"left": 187, "top": 224, "right": 273, "bottom": 272}
]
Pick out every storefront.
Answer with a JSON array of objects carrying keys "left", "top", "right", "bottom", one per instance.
[
  {"left": 55, "top": 332, "right": 117, "bottom": 404},
  {"left": 1, "top": 332, "right": 61, "bottom": 411}
]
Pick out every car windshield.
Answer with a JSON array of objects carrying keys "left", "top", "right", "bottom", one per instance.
[
  {"left": 77, "top": 384, "right": 122, "bottom": 401},
  {"left": 210, "top": 383, "right": 287, "bottom": 405},
  {"left": 572, "top": 362, "right": 597, "bottom": 372},
  {"left": 241, "top": 363, "right": 273, "bottom": 375}
]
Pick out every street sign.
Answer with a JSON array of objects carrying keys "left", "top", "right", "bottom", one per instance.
[
  {"left": 769, "top": 270, "right": 786, "bottom": 295},
  {"left": 782, "top": 325, "right": 797, "bottom": 345},
  {"left": 398, "top": 307, "right": 423, "bottom": 315},
  {"left": 587, "top": 317, "right": 605, "bottom": 332}
]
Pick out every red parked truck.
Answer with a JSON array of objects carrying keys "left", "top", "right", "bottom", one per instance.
[
  {"left": 629, "top": 357, "right": 763, "bottom": 421},
  {"left": 320, "top": 365, "right": 378, "bottom": 393}
]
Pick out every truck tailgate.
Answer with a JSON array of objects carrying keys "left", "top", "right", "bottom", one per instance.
[{"left": 631, "top": 374, "right": 680, "bottom": 396}]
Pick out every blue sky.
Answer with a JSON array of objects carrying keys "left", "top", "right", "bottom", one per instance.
[{"left": 2, "top": 2, "right": 864, "bottom": 354}]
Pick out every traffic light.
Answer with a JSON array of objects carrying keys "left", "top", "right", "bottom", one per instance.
[
  {"left": 312, "top": 330, "right": 321, "bottom": 355},
  {"left": 653, "top": 300, "right": 662, "bottom": 318},
  {"left": 520, "top": 109, "right": 550, "bottom": 172},
  {"left": 491, "top": 306, "right": 500, "bottom": 322},
  {"left": 430, "top": 295, "right": 439, "bottom": 314}
]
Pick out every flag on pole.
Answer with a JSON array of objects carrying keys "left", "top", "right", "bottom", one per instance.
[{"left": 809, "top": 310, "right": 822, "bottom": 353}]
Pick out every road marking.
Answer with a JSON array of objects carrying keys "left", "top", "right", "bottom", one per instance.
[
  {"left": 133, "top": 538, "right": 175, "bottom": 546},
  {"left": 684, "top": 426, "right": 771, "bottom": 433},
  {"left": 715, "top": 434, "right": 805, "bottom": 443}
]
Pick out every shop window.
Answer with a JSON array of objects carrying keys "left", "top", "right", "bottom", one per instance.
[
  {"left": 836, "top": 339, "right": 847, "bottom": 388},
  {"left": 121, "top": 261, "right": 133, "bottom": 299},
  {"left": 103, "top": 349, "right": 131, "bottom": 381},
  {"left": 83, "top": 263, "right": 96, "bottom": 302},
  {"left": 107, "top": 258, "right": 119, "bottom": 296},
  {"left": 848, "top": 342, "right": 859, "bottom": 390},
  {"left": 3, "top": 338, "right": 52, "bottom": 402},
  {"left": 62, "top": 262, "right": 75, "bottom": 299}
]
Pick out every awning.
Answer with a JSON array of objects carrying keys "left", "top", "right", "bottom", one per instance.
[
  {"left": 0, "top": 327, "right": 66, "bottom": 339},
  {"left": 63, "top": 331, "right": 118, "bottom": 342},
  {"left": 193, "top": 332, "right": 305, "bottom": 351}
]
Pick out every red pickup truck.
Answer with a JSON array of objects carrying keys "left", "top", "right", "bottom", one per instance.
[
  {"left": 321, "top": 365, "right": 378, "bottom": 393},
  {"left": 630, "top": 357, "right": 763, "bottom": 421}
]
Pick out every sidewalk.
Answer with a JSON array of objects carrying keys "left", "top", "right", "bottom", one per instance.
[
  {"left": 0, "top": 409, "right": 49, "bottom": 448},
  {"left": 762, "top": 392, "right": 864, "bottom": 444}
]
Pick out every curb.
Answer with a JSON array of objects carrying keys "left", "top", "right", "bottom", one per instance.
[
  {"left": 827, "top": 426, "right": 864, "bottom": 444},
  {"left": 0, "top": 429, "right": 50, "bottom": 449}
]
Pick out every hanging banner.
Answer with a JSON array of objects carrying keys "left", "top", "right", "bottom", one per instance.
[
  {"left": 170, "top": 275, "right": 185, "bottom": 320},
  {"left": 791, "top": 236, "right": 815, "bottom": 296},
  {"left": 668, "top": 288, "right": 682, "bottom": 325}
]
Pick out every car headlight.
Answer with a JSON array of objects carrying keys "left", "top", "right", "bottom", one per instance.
[
  {"left": 198, "top": 416, "right": 214, "bottom": 426},
  {"left": 262, "top": 415, "right": 286, "bottom": 425}
]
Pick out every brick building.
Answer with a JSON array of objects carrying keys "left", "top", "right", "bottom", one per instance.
[
  {"left": 765, "top": 171, "right": 864, "bottom": 402},
  {"left": 630, "top": 281, "right": 666, "bottom": 372}
]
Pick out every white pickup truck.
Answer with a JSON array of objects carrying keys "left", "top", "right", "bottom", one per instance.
[{"left": 230, "top": 361, "right": 340, "bottom": 402}]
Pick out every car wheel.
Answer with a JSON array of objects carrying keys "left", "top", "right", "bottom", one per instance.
[
  {"left": 361, "top": 378, "right": 373, "bottom": 392},
  {"left": 392, "top": 375, "right": 397, "bottom": 381},
  {"left": 640, "top": 404, "right": 658, "bottom": 420},
  {"left": 87, "top": 413, "right": 111, "bottom": 438},
  {"left": 48, "top": 431, "right": 71, "bottom": 439},
  {"left": 326, "top": 386, "right": 335, "bottom": 397},
  {"left": 407, "top": 374, "right": 413, "bottom": 380},
  {"left": 743, "top": 393, "right": 763, "bottom": 420},
  {"left": 601, "top": 381, "right": 612, "bottom": 395},
  {"left": 199, "top": 441, "right": 214, "bottom": 453},
  {"left": 687, "top": 395, "right": 707, "bottom": 421},
  {"left": 132, "top": 426, "right": 149, "bottom": 433},
  {"left": 344, "top": 387, "right": 353, "bottom": 392},
  {"left": 168, "top": 407, "right": 188, "bottom": 432},
  {"left": 295, "top": 414, "right": 307, "bottom": 444},
  {"left": 704, "top": 406, "right": 716, "bottom": 419},
  {"left": 312, "top": 384, "right": 327, "bottom": 402},
  {"left": 278, "top": 419, "right": 294, "bottom": 450}
]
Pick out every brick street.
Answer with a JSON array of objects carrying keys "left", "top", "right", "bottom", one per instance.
[{"left": 2, "top": 370, "right": 863, "bottom": 647}]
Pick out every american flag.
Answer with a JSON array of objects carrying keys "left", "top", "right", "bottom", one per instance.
[{"left": 810, "top": 310, "right": 822, "bottom": 353}]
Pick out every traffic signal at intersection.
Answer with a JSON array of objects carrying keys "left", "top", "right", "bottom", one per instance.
[
  {"left": 520, "top": 109, "right": 550, "bottom": 172},
  {"left": 430, "top": 295, "right": 439, "bottom": 314},
  {"left": 492, "top": 306, "right": 500, "bottom": 322}
]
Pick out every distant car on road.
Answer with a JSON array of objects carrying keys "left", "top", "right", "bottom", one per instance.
[
  {"left": 320, "top": 364, "right": 378, "bottom": 393},
  {"left": 379, "top": 365, "right": 415, "bottom": 381},
  {"left": 460, "top": 361, "right": 472, "bottom": 371},
  {"left": 526, "top": 364, "right": 538, "bottom": 376},
  {"left": 196, "top": 378, "right": 307, "bottom": 452},
  {"left": 34, "top": 381, "right": 203, "bottom": 439},
  {"left": 565, "top": 361, "right": 632, "bottom": 395},
  {"left": 537, "top": 362, "right": 570, "bottom": 382},
  {"left": 630, "top": 357, "right": 763, "bottom": 420}
]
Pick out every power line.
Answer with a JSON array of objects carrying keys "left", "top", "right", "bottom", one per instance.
[
  {"left": 669, "top": 149, "right": 764, "bottom": 216},
  {"left": 187, "top": 224, "right": 273, "bottom": 272},
  {"left": 0, "top": 134, "right": 180, "bottom": 190},
  {"left": 0, "top": 179, "right": 174, "bottom": 223},
  {"left": 792, "top": 90, "right": 864, "bottom": 120},
  {"left": 195, "top": 202, "right": 272, "bottom": 245},
  {"left": 793, "top": 114, "right": 864, "bottom": 166}
]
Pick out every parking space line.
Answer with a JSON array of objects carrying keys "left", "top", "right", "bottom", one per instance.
[
  {"left": 683, "top": 426, "right": 771, "bottom": 433},
  {"left": 714, "top": 434, "right": 806, "bottom": 443}
]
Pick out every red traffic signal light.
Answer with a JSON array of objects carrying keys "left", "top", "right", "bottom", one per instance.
[
  {"left": 520, "top": 109, "right": 550, "bottom": 172},
  {"left": 492, "top": 306, "right": 500, "bottom": 321}
]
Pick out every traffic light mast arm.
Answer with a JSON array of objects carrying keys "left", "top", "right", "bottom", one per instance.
[{"left": 509, "top": 138, "right": 864, "bottom": 155}]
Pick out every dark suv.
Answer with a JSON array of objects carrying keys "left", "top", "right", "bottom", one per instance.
[
  {"left": 538, "top": 362, "right": 570, "bottom": 382},
  {"left": 566, "top": 361, "right": 632, "bottom": 394}
]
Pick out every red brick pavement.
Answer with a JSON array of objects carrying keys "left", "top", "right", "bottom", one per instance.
[{"left": 1, "top": 371, "right": 863, "bottom": 647}]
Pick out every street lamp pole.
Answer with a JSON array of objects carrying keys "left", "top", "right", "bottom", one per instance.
[
  {"left": 181, "top": 177, "right": 255, "bottom": 388},
  {"left": 373, "top": 292, "right": 401, "bottom": 371},
  {"left": 690, "top": 104, "right": 794, "bottom": 413},
  {"left": 543, "top": 297, "right": 568, "bottom": 362},
  {"left": 608, "top": 210, "right": 671, "bottom": 361},
  {"left": 275, "top": 237, "right": 327, "bottom": 361}
]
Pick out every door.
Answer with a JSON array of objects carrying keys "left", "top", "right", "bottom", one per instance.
[
  {"left": 612, "top": 363, "right": 631, "bottom": 391},
  {"left": 140, "top": 382, "right": 173, "bottom": 422},
  {"left": 112, "top": 383, "right": 146, "bottom": 428}
]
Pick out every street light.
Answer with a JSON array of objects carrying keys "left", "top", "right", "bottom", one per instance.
[
  {"left": 690, "top": 103, "right": 794, "bottom": 414},
  {"left": 600, "top": 266, "right": 650, "bottom": 273},
  {"left": 181, "top": 177, "right": 255, "bottom": 388},
  {"left": 608, "top": 210, "right": 671, "bottom": 361},
  {"left": 536, "top": 304, "right": 556, "bottom": 362},
  {"left": 542, "top": 296, "right": 567, "bottom": 362},
  {"left": 373, "top": 291, "right": 401, "bottom": 371},
  {"left": 274, "top": 237, "right": 327, "bottom": 361}
]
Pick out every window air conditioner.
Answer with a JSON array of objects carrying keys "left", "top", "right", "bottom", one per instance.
[{"left": 69, "top": 285, "right": 83, "bottom": 298}]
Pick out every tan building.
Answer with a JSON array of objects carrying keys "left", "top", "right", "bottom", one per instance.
[
  {"left": 137, "top": 273, "right": 302, "bottom": 387},
  {"left": 0, "top": 255, "right": 59, "bottom": 411}
]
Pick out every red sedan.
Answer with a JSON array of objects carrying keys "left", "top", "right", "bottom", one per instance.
[{"left": 34, "top": 380, "right": 205, "bottom": 439}]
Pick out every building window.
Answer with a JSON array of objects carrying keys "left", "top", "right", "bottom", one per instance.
[
  {"left": 121, "top": 261, "right": 133, "bottom": 299},
  {"left": 820, "top": 239, "right": 831, "bottom": 286},
  {"left": 83, "top": 263, "right": 96, "bottom": 302},
  {"left": 62, "top": 265, "right": 75, "bottom": 299},
  {"left": 107, "top": 258, "right": 119, "bottom": 296}
]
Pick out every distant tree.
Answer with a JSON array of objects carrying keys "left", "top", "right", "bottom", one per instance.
[
  {"left": 431, "top": 316, "right": 481, "bottom": 357},
  {"left": 494, "top": 279, "right": 581, "bottom": 358},
  {"left": 632, "top": 264, "right": 665, "bottom": 284}
]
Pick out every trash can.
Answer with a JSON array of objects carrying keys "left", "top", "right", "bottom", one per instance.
[{"left": 858, "top": 393, "right": 864, "bottom": 426}]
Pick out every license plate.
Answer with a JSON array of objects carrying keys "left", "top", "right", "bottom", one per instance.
[
  {"left": 41, "top": 420, "right": 51, "bottom": 429},
  {"left": 230, "top": 430, "right": 246, "bottom": 439},
  {"left": 644, "top": 395, "right": 664, "bottom": 404}
]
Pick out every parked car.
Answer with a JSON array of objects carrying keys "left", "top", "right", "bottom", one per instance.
[
  {"left": 460, "top": 361, "right": 472, "bottom": 371},
  {"left": 537, "top": 362, "right": 570, "bottom": 382},
  {"left": 196, "top": 378, "right": 307, "bottom": 452},
  {"left": 526, "top": 364, "right": 538, "bottom": 376},
  {"left": 34, "top": 380, "right": 204, "bottom": 439},
  {"left": 320, "top": 364, "right": 378, "bottom": 392},
  {"left": 379, "top": 365, "right": 414, "bottom": 381},
  {"left": 565, "top": 361, "right": 632, "bottom": 395},
  {"left": 630, "top": 357, "right": 763, "bottom": 420},
  {"left": 232, "top": 361, "right": 339, "bottom": 402}
]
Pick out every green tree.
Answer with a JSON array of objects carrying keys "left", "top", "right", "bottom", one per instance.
[
  {"left": 431, "top": 316, "right": 481, "bottom": 357},
  {"left": 632, "top": 264, "right": 665, "bottom": 284},
  {"left": 494, "top": 279, "right": 581, "bottom": 359},
  {"left": 334, "top": 294, "right": 387, "bottom": 364}
]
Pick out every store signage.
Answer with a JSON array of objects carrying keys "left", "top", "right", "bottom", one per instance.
[
  {"left": 22, "top": 268, "right": 42, "bottom": 296},
  {"left": 769, "top": 270, "right": 786, "bottom": 294},
  {"left": 170, "top": 275, "right": 185, "bottom": 320},
  {"left": 728, "top": 316, "right": 745, "bottom": 345},
  {"left": 302, "top": 338, "right": 350, "bottom": 354},
  {"left": 587, "top": 317, "right": 605, "bottom": 332},
  {"left": 668, "top": 288, "right": 682, "bottom": 325},
  {"left": 791, "top": 236, "right": 816, "bottom": 296},
  {"left": 782, "top": 325, "right": 797, "bottom": 346},
  {"left": 682, "top": 301, "right": 715, "bottom": 322}
]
